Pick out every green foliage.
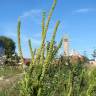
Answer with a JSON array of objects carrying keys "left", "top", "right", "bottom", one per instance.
[
  {"left": 17, "top": 0, "right": 96, "bottom": 96},
  {"left": 92, "top": 49, "right": 96, "bottom": 60},
  {"left": 0, "top": 36, "right": 16, "bottom": 58},
  {"left": 28, "top": 39, "right": 34, "bottom": 64},
  {"left": 0, "top": 66, "right": 22, "bottom": 77},
  {"left": 17, "top": 17, "right": 24, "bottom": 67},
  {"left": 18, "top": 0, "right": 63, "bottom": 96}
]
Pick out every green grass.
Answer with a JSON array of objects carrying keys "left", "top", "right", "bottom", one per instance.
[
  {"left": 0, "top": 66, "right": 22, "bottom": 77},
  {"left": 0, "top": 64, "right": 96, "bottom": 96}
]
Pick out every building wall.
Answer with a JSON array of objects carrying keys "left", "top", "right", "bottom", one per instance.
[{"left": 64, "top": 38, "right": 69, "bottom": 56}]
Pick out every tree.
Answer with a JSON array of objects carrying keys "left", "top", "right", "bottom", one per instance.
[
  {"left": 0, "top": 36, "right": 16, "bottom": 58},
  {"left": 92, "top": 49, "right": 96, "bottom": 61}
]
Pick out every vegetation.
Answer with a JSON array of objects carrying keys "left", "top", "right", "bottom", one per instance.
[
  {"left": 17, "top": 0, "right": 96, "bottom": 96},
  {"left": 0, "top": 66, "right": 22, "bottom": 96},
  {"left": 18, "top": 0, "right": 63, "bottom": 95},
  {"left": 0, "top": 66, "right": 21, "bottom": 77},
  {"left": 0, "top": 0, "right": 96, "bottom": 96},
  {"left": 0, "top": 36, "right": 16, "bottom": 58},
  {"left": 92, "top": 49, "right": 96, "bottom": 60}
]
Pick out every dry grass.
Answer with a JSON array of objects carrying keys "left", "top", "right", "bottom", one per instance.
[{"left": 0, "top": 66, "right": 23, "bottom": 96}]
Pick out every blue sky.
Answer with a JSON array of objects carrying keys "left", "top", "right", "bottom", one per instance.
[{"left": 0, "top": 0, "right": 96, "bottom": 58}]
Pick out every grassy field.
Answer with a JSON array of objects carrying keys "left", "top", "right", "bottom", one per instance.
[
  {"left": 0, "top": 66, "right": 22, "bottom": 96},
  {"left": 0, "top": 66, "right": 22, "bottom": 77}
]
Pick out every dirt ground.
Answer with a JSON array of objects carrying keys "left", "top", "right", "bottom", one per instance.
[{"left": 0, "top": 73, "right": 23, "bottom": 91}]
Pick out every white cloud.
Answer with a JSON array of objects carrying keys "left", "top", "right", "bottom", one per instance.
[
  {"left": 20, "top": 9, "right": 42, "bottom": 18},
  {"left": 75, "top": 8, "right": 89, "bottom": 13},
  {"left": 72, "top": 8, "right": 95, "bottom": 14},
  {"left": 20, "top": 9, "right": 42, "bottom": 25}
]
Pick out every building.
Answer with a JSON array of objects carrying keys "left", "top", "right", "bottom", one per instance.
[
  {"left": 89, "top": 59, "right": 96, "bottom": 66},
  {"left": 63, "top": 34, "right": 96, "bottom": 66},
  {"left": 63, "top": 34, "right": 69, "bottom": 56},
  {"left": 63, "top": 34, "right": 86, "bottom": 63},
  {"left": 63, "top": 34, "right": 83, "bottom": 57}
]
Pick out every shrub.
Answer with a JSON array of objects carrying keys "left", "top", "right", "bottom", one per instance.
[
  {"left": 17, "top": 0, "right": 63, "bottom": 96},
  {"left": 17, "top": 0, "right": 96, "bottom": 96}
]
